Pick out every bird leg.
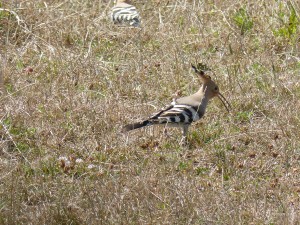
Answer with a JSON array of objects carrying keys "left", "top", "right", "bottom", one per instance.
[{"left": 180, "top": 125, "right": 189, "bottom": 146}]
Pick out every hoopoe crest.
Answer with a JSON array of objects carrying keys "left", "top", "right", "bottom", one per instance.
[
  {"left": 110, "top": 0, "right": 141, "bottom": 27},
  {"left": 122, "top": 64, "right": 231, "bottom": 141}
]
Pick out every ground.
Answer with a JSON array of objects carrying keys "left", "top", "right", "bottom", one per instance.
[{"left": 0, "top": 0, "right": 300, "bottom": 224}]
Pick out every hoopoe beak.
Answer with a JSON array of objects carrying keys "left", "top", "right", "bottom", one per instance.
[{"left": 217, "top": 93, "right": 231, "bottom": 113}]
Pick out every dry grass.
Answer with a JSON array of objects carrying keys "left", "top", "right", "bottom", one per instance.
[{"left": 1, "top": 0, "right": 300, "bottom": 224}]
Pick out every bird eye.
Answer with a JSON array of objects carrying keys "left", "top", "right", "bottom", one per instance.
[{"left": 215, "top": 86, "right": 218, "bottom": 91}]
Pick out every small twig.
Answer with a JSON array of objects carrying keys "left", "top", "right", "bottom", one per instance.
[
  {"left": 0, "top": 82, "right": 36, "bottom": 103},
  {"left": 0, "top": 58, "right": 3, "bottom": 94},
  {"left": 0, "top": 166, "right": 18, "bottom": 180},
  {"left": 158, "top": 8, "right": 163, "bottom": 25},
  {"left": 0, "top": 8, "right": 29, "bottom": 32},
  {"left": 0, "top": 8, "right": 22, "bottom": 25},
  {"left": 0, "top": 7, "right": 56, "bottom": 51},
  {"left": 149, "top": 190, "right": 170, "bottom": 207}
]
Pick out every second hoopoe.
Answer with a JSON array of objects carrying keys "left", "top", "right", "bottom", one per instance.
[
  {"left": 123, "top": 64, "right": 231, "bottom": 142},
  {"left": 110, "top": 0, "right": 141, "bottom": 27}
]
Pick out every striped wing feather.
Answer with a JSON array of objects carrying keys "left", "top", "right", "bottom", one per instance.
[
  {"left": 111, "top": 5, "right": 140, "bottom": 27},
  {"left": 122, "top": 104, "right": 203, "bottom": 132},
  {"left": 149, "top": 104, "right": 202, "bottom": 125}
]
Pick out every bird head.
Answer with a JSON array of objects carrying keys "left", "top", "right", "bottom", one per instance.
[{"left": 191, "top": 63, "right": 231, "bottom": 112}]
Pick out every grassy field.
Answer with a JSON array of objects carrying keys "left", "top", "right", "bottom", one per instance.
[{"left": 1, "top": 0, "right": 300, "bottom": 224}]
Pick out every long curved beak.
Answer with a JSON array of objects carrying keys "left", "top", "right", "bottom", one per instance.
[{"left": 217, "top": 93, "right": 231, "bottom": 113}]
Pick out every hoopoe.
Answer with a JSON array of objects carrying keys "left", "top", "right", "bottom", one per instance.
[
  {"left": 122, "top": 64, "right": 231, "bottom": 141},
  {"left": 110, "top": 0, "right": 141, "bottom": 27}
]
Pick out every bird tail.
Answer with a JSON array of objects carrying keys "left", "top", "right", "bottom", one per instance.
[{"left": 122, "top": 120, "right": 152, "bottom": 132}]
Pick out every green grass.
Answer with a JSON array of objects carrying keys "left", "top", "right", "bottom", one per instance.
[
  {"left": 1, "top": 0, "right": 300, "bottom": 224},
  {"left": 232, "top": 8, "right": 254, "bottom": 35}
]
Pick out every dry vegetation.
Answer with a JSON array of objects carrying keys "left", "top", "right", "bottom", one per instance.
[{"left": 1, "top": 0, "right": 300, "bottom": 224}]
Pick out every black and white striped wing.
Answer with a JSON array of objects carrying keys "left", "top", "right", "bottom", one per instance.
[
  {"left": 150, "top": 104, "right": 204, "bottom": 125},
  {"left": 111, "top": 5, "right": 141, "bottom": 27},
  {"left": 149, "top": 103, "right": 175, "bottom": 119}
]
